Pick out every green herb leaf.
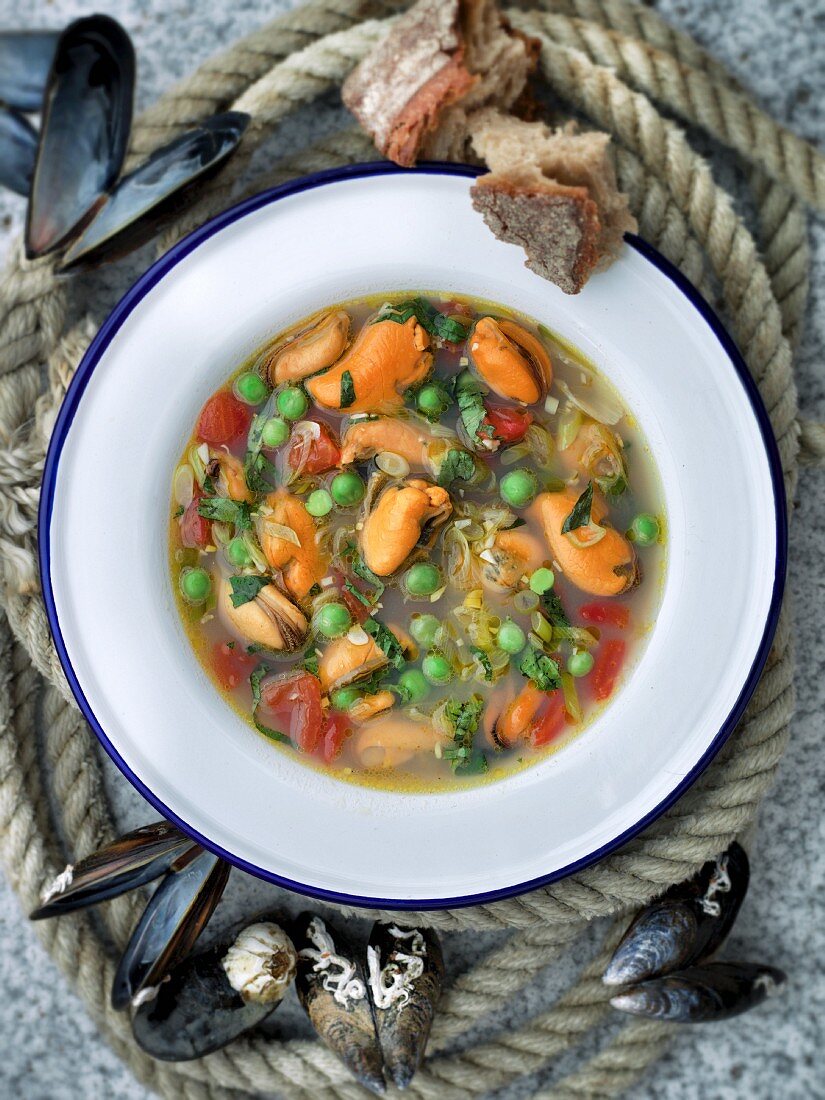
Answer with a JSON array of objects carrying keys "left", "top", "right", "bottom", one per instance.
[
  {"left": 302, "top": 650, "right": 320, "bottom": 677},
  {"left": 173, "top": 505, "right": 184, "bottom": 518},
  {"left": 246, "top": 642, "right": 264, "bottom": 654},
  {"left": 519, "top": 648, "right": 561, "bottom": 692},
  {"left": 198, "top": 497, "right": 253, "bottom": 531},
  {"left": 470, "top": 646, "right": 493, "bottom": 682},
  {"left": 458, "top": 387, "right": 494, "bottom": 446},
  {"left": 229, "top": 574, "right": 269, "bottom": 607},
  {"left": 253, "top": 717, "right": 290, "bottom": 743},
  {"left": 350, "top": 552, "right": 385, "bottom": 603},
  {"left": 340, "top": 369, "right": 356, "bottom": 409},
  {"left": 226, "top": 641, "right": 235, "bottom": 650},
  {"left": 249, "top": 662, "right": 290, "bottom": 742},
  {"left": 249, "top": 661, "right": 268, "bottom": 703},
  {"left": 363, "top": 617, "right": 405, "bottom": 669},
  {"left": 344, "top": 580, "right": 372, "bottom": 607},
  {"left": 599, "top": 472, "right": 628, "bottom": 498},
  {"left": 540, "top": 590, "right": 570, "bottom": 629},
  {"left": 376, "top": 297, "right": 470, "bottom": 344},
  {"left": 443, "top": 695, "right": 488, "bottom": 774},
  {"left": 561, "top": 481, "right": 593, "bottom": 533},
  {"left": 245, "top": 451, "right": 279, "bottom": 494},
  {"left": 437, "top": 448, "right": 476, "bottom": 488}
]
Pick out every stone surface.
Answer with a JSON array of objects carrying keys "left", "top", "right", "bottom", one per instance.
[{"left": 0, "top": 0, "right": 823, "bottom": 1097}]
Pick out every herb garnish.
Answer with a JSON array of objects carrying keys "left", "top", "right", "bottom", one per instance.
[
  {"left": 561, "top": 481, "right": 593, "bottom": 533},
  {"left": 458, "top": 386, "right": 494, "bottom": 446},
  {"left": 437, "top": 448, "right": 476, "bottom": 488},
  {"left": 540, "top": 590, "right": 569, "bottom": 629},
  {"left": 519, "top": 648, "right": 561, "bottom": 692},
  {"left": 243, "top": 400, "right": 280, "bottom": 493},
  {"left": 377, "top": 297, "right": 470, "bottom": 344},
  {"left": 173, "top": 505, "right": 184, "bottom": 518},
  {"left": 249, "top": 662, "right": 289, "bottom": 743},
  {"left": 443, "top": 695, "right": 488, "bottom": 774},
  {"left": 198, "top": 497, "right": 253, "bottom": 530},
  {"left": 470, "top": 646, "right": 493, "bottom": 682},
  {"left": 228, "top": 574, "right": 269, "bottom": 607},
  {"left": 349, "top": 549, "right": 385, "bottom": 604},
  {"left": 363, "top": 617, "right": 405, "bottom": 668},
  {"left": 302, "top": 650, "right": 320, "bottom": 677},
  {"left": 340, "top": 370, "right": 356, "bottom": 408}
]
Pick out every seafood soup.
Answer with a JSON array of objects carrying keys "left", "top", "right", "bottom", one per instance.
[{"left": 170, "top": 294, "right": 665, "bottom": 790}]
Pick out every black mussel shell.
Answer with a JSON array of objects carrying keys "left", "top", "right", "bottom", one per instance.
[
  {"left": 132, "top": 915, "right": 296, "bottom": 1061},
  {"left": 112, "top": 847, "right": 230, "bottom": 1011},
  {"left": 603, "top": 842, "right": 750, "bottom": 986},
  {"left": 294, "top": 912, "right": 385, "bottom": 1095},
  {"left": 26, "top": 15, "right": 135, "bottom": 259},
  {"left": 0, "top": 31, "right": 58, "bottom": 111},
  {"left": 30, "top": 821, "right": 196, "bottom": 920},
  {"left": 60, "top": 111, "right": 250, "bottom": 270},
  {"left": 0, "top": 106, "right": 37, "bottom": 197},
  {"left": 367, "top": 922, "right": 444, "bottom": 1090},
  {"left": 610, "top": 961, "right": 786, "bottom": 1022}
]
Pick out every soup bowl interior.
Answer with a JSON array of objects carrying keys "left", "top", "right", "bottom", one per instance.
[{"left": 41, "top": 165, "right": 783, "bottom": 907}]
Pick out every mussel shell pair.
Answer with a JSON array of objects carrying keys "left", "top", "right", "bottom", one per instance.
[
  {"left": 611, "top": 961, "right": 786, "bottom": 1023},
  {"left": 13, "top": 16, "right": 247, "bottom": 267},
  {"left": 294, "top": 913, "right": 444, "bottom": 1094}
]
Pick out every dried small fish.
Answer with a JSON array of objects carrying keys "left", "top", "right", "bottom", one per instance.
[
  {"left": 367, "top": 923, "right": 444, "bottom": 1089},
  {"left": 610, "top": 961, "right": 786, "bottom": 1022},
  {"left": 294, "top": 912, "right": 385, "bottom": 1095}
]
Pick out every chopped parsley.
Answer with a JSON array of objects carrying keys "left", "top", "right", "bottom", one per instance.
[
  {"left": 173, "top": 505, "right": 184, "bottom": 518},
  {"left": 437, "top": 448, "right": 476, "bottom": 488},
  {"left": 376, "top": 297, "right": 470, "bottom": 344},
  {"left": 340, "top": 370, "right": 356, "bottom": 408},
  {"left": 470, "top": 646, "right": 493, "bottom": 682},
  {"left": 561, "top": 481, "right": 593, "bottom": 534},
  {"left": 519, "top": 648, "right": 561, "bottom": 692},
  {"left": 540, "top": 590, "right": 570, "bottom": 629},
  {"left": 198, "top": 497, "right": 253, "bottom": 531},
  {"left": 249, "top": 662, "right": 289, "bottom": 743},
  {"left": 454, "top": 376, "right": 495, "bottom": 447},
  {"left": 302, "top": 650, "right": 320, "bottom": 677},
  {"left": 228, "top": 574, "right": 269, "bottom": 607},
  {"left": 364, "top": 617, "right": 405, "bottom": 669},
  {"left": 443, "top": 695, "right": 488, "bottom": 774}
]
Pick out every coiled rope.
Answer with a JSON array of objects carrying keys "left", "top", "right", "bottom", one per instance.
[{"left": 0, "top": 0, "right": 821, "bottom": 1095}]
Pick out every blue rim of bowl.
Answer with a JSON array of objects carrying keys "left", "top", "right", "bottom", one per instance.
[{"left": 38, "top": 161, "right": 788, "bottom": 910}]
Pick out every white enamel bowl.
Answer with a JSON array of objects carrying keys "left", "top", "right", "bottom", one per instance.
[{"left": 40, "top": 164, "right": 785, "bottom": 909}]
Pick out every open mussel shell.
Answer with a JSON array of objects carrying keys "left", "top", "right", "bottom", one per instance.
[
  {"left": 603, "top": 842, "right": 750, "bottom": 986},
  {"left": 26, "top": 14, "right": 135, "bottom": 259},
  {"left": 367, "top": 922, "right": 444, "bottom": 1090},
  {"left": 294, "top": 912, "right": 385, "bottom": 1096},
  {"left": 112, "top": 847, "right": 230, "bottom": 1011},
  {"left": 132, "top": 915, "right": 296, "bottom": 1061},
  {"left": 0, "top": 107, "right": 37, "bottom": 197},
  {"left": 60, "top": 111, "right": 250, "bottom": 271},
  {"left": 30, "top": 821, "right": 196, "bottom": 920},
  {"left": 610, "top": 961, "right": 786, "bottom": 1023},
  {"left": 0, "top": 30, "right": 58, "bottom": 111}
]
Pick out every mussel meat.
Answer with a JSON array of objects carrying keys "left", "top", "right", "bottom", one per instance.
[
  {"left": 360, "top": 478, "right": 452, "bottom": 576},
  {"left": 132, "top": 916, "right": 296, "bottom": 1061},
  {"left": 367, "top": 923, "right": 444, "bottom": 1088},
  {"left": 610, "top": 961, "right": 786, "bottom": 1022},
  {"left": 351, "top": 715, "right": 446, "bottom": 771},
  {"left": 0, "top": 106, "right": 39, "bottom": 197},
  {"left": 258, "top": 489, "right": 328, "bottom": 600},
  {"left": 603, "top": 842, "right": 750, "bottom": 987},
  {"left": 468, "top": 318, "right": 553, "bottom": 405},
  {"left": 112, "top": 847, "right": 230, "bottom": 1010},
  {"left": 218, "top": 574, "right": 309, "bottom": 653},
  {"left": 294, "top": 912, "right": 385, "bottom": 1095},
  {"left": 264, "top": 310, "right": 350, "bottom": 385},
  {"left": 60, "top": 112, "right": 250, "bottom": 270},
  {"left": 30, "top": 821, "right": 196, "bottom": 920},
  {"left": 26, "top": 15, "right": 135, "bottom": 258},
  {"left": 0, "top": 31, "right": 58, "bottom": 111},
  {"left": 480, "top": 527, "right": 545, "bottom": 594}
]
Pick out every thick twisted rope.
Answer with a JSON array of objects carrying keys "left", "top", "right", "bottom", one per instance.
[{"left": 0, "top": 0, "right": 820, "bottom": 1096}]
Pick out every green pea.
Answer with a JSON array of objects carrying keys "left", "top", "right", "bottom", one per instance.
[
  {"left": 404, "top": 562, "right": 442, "bottom": 597},
  {"left": 261, "top": 417, "right": 290, "bottom": 447},
  {"left": 497, "top": 619, "right": 526, "bottom": 654},
  {"left": 330, "top": 470, "right": 365, "bottom": 507},
  {"left": 276, "top": 386, "right": 308, "bottom": 421},
  {"left": 500, "top": 467, "right": 538, "bottom": 508},
  {"left": 410, "top": 614, "right": 440, "bottom": 648},
  {"left": 630, "top": 513, "right": 660, "bottom": 546},
  {"left": 422, "top": 653, "right": 453, "bottom": 684},
  {"left": 235, "top": 372, "right": 268, "bottom": 405},
  {"left": 417, "top": 384, "right": 451, "bottom": 419},
  {"left": 226, "top": 537, "right": 251, "bottom": 567},
  {"left": 398, "top": 669, "right": 430, "bottom": 703},
  {"left": 567, "top": 650, "right": 595, "bottom": 678},
  {"left": 529, "top": 567, "right": 555, "bottom": 594},
  {"left": 331, "top": 686, "right": 362, "bottom": 710},
  {"left": 306, "top": 489, "right": 333, "bottom": 517},
  {"left": 314, "top": 602, "right": 352, "bottom": 639},
  {"left": 180, "top": 567, "right": 211, "bottom": 603}
]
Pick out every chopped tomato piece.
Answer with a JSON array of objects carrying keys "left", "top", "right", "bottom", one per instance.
[
  {"left": 320, "top": 709, "right": 354, "bottom": 765},
  {"left": 580, "top": 602, "right": 630, "bottom": 629},
  {"left": 196, "top": 390, "right": 252, "bottom": 447},
  {"left": 288, "top": 420, "right": 340, "bottom": 474},
  {"left": 259, "top": 671, "right": 323, "bottom": 753},
  {"left": 592, "top": 639, "right": 627, "bottom": 701},
  {"left": 483, "top": 404, "right": 533, "bottom": 444},
  {"left": 180, "top": 495, "right": 211, "bottom": 549},
  {"left": 211, "top": 641, "right": 255, "bottom": 691},
  {"left": 529, "top": 692, "right": 568, "bottom": 748}
]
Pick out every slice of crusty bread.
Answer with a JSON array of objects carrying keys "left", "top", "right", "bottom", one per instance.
[
  {"left": 342, "top": 0, "right": 537, "bottom": 167},
  {"left": 470, "top": 109, "right": 638, "bottom": 293}
]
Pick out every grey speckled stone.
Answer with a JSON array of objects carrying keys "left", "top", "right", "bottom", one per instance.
[{"left": 1, "top": 1, "right": 823, "bottom": 1097}]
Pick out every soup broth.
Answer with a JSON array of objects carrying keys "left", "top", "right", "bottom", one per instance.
[{"left": 170, "top": 293, "right": 665, "bottom": 791}]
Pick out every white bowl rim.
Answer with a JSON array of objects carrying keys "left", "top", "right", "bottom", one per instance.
[{"left": 38, "top": 161, "right": 787, "bottom": 910}]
